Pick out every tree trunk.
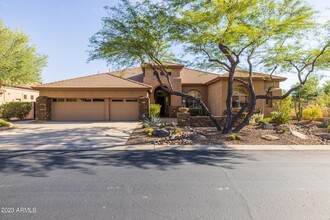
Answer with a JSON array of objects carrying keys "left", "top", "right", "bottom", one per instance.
[
  {"left": 297, "top": 97, "right": 302, "bottom": 121},
  {"left": 233, "top": 95, "right": 256, "bottom": 133},
  {"left": 222, "top": 68, "right": 236, "bottom": 134}
]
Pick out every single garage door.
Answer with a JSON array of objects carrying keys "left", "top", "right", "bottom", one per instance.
[
  {"left": 110, "top": 99, "right": 139, "bottom": 121},
  {"left": 52, "top": 98, "right": 105, "bottom": 121}
]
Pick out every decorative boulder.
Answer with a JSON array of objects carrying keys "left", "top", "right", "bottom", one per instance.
[
  {"left": 261, "top": 122, "right": 275, "bottom": 130},
  {"left": 261, "top": 134, "right": 279, "bottom": 141},
  {"left": 320, "top": 133, "right": 330, "bottom": 140},
  {"left": 284, "top": 125, "right": 307, "bottom": 140},
  {"left": 153, "top": 128, "right": 170, "bottom": 137},
  {"left": 189, "top": 134, "right": 207, "bottom": 142}
]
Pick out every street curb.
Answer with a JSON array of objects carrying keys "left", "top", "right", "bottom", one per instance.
[{"left": 0, "top": 144, "right": 329, "bottom": 151}]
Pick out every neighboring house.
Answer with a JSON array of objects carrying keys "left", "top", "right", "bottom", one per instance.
[
  {"left": 0, "top": 85, "right": 39, "bottom": 104},
  {"left": 33, "top": 62, "right": 286, "bottom": 121},
  {"left": 0, "top": 85, "right": 39, "bottom": 119}
]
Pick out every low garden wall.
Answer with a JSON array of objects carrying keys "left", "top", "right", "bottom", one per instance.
[{"left": 177, "top": 113, "right": 226, "bottom": 127}]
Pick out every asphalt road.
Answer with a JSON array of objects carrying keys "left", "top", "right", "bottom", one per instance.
[{"left": 0, "top": 150, "right": 329, "bottom": 220}]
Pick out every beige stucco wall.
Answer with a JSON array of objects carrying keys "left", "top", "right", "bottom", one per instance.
[
  {"left": 207, "top": 79, "right": 282, "bottom": 116},
  {"left": 207, "top": 81, "right": 223, "bottom": 116},
  {"left": 143, "top": 67, "right": 182, "bottom": 106},
  {"left": 182, "top": 85, "right": 208, "bottom": 104},
  {"left": 0, "top": 86, "right": 39, "bottom": 104}
]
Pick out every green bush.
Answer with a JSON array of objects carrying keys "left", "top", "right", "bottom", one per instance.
[
  {"left": 145, "top": 127, "right": 154, "bottom": 136},
  {"left": 0, "top": 119, "right": 11, "bottom": 127},
  {"left": 302, "top": 106, "right": 323, "bottom": 121},
  {"left": 259, "top": 117, "right": 273, "bottom": 124},
  {"left": 150, "top": 104, "right": 161, "bottom": 117},
  {"left": 173, "top": 128, "right": 183, "bottom": 136},
  {"left": 228, "top": 133, "right": 243, "bottom": 141},
  {"left": 143, "top": 115, "right": 161, "bottom": 127},
  {"left": 0, "top": 102, "right": 32, "bottom": 120},
  {"left": 270, "top": 97, "right": 293, "bottom": 124},
  {"left": 249, "top": 113, "right": 264, "bottom": 125}
]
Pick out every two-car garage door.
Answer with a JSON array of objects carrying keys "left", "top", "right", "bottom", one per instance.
[
  {"left": 51, "top": 98, "right": 139, "bottom": 121},
  {"left": 52, "top": 98, "right": 106, "bottom": 121}
]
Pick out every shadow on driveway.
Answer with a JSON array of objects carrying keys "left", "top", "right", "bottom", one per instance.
[
  {"left": 0, "top": 150, "right": 256, "bottom": 177},
  {"left": 0, "top": 126, "right": 133, "bottom": 150}
]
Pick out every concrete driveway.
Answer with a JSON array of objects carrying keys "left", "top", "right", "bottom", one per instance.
[{"left": 0, "top": 121, "right": 139, "bottom": 150}]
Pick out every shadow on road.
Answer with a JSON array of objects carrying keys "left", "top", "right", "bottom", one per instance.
[{"left": 0, "top": 150, "right": 256, "bottom": 177}]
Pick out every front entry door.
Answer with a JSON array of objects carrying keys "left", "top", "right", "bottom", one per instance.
[{"left": 154, "top": 87, "right": 170, "bottom": 117}]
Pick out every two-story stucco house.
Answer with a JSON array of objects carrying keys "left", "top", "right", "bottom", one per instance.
[
  {"left": 0, "top": 85, "right": 39, "bottom": 104},
  {"left": 0, "top": 85, "right": 39, "bottom": 119},
  {"left": 34, "top": 62, "right": 286, "bottom": 121}
]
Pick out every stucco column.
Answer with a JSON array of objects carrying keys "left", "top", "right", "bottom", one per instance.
[
  {"left": 139, "top": 96, "right": 150, "bottom": 121},
  {"left": 177, "top": 112, "right": 190, "bottom": 127},
  {"left": 36, "top": 96, "right": 51, "bottom": 120},
  {"left": 105, "top": 98, "right": 110, "bottom": 120}
]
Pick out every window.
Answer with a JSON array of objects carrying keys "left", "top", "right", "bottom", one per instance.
[
  {"left": 66, "top": 98, "right": 77, "bottom": 102},
  {"left": 126, "top": 99, "right": 138, "bottom": 102},
  {"left": 93, "top": 99, "right": 104, "bottom": 102},
  {"left": 23, "top": 94, "right": 27, "bottom": 99},
  {"left": 31, "top": 95, "right": 34, "bottom": 100},
  {"left": 232, "top": 87, "right": 249, "bottom": 108},
  {"left": 80, "top": 98, "right": 92, "bottom": 102},
  {"left": 52, "top": 98, "right": 65, "bottom": 102},
  {"left": 112, "top": 99, "right": 124, "bottom": 102},
  {"left": 266, "top": 92, "right": 273, "bottom": 107},
  {"left": 185, "top": 90, "right": 202, "bottom": 109}
]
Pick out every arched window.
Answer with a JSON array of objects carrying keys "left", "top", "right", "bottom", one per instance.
[
  {"left": 185, "top": 90, "right": 202, "bottom": 109},
  {"left": 232, "top": 86, "right": 249, "bottom": 108}
]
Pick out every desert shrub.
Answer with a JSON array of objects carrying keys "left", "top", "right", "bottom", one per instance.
[
  {"left": 281, "top": 127, "right": 290, "bottom": 133},
  {"left": 228, "top": 133, "right": 243, "bottom": 141},
  {"left": 270, "top": 97, "right": 293, "bottom": 124},
  {"left": 302, "top": 106, "right": 323, "bottom": 121},
  {"left": 145, "top": 128, "right": 154, "bottom": 136},
  {"left": 159, "top": 122, "right": 168, "bottom": 128},
  {"left": 0, "top": 119, "right": 11, "bottom": 127},
  {"left": 150, "top": 104, "right": 161, "bottom": 117},
  {"left": 323, "top": 118, "right": 330, "bottom": 128},
  {"left": 143, "top": 115, "right": 161, "bottom": 127},
  {"left": 142, "top": 123, "right": 150, "bottom": 128},
  {"left": 0, "top": 102, "right": 32, "bottom": 120},
  {"left": 173, "top": 128, "right": 183, "bottom": 136},
  {"left": 259, "top": 117, "right": 272, "bottom": 124},
  {"left": 327, "top": 125, "right": 330, "bottom": 133},
  {"left": 249, "top": 113, "right": 264, "bottom": 125}
]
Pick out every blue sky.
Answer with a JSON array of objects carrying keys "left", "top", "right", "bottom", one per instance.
[{"left": 0, "top": 0, "right": 329, "bottom": 90}]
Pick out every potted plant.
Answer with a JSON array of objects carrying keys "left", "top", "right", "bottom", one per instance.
[{"left": 178, "top": 106, "right": 189, "bottom": 113}]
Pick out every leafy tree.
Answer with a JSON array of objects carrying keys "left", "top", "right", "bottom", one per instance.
[
  {"left": 90, "top": 0, "right": 330, "bottom": 133},
  {"left": 291, "top": 77, "right": 319, "bottom": 120},
  {"left": 171, "top": 0, "right": 329, "bottom": 133},
  {"left": 89, "top": 0, "right": 223, "bottom": 130},
  {"left": 322, "top": 81, "right": 330, "bottom": 95},
  {"left": 0, "top": 20, "right": 47, "bottom": 86}
]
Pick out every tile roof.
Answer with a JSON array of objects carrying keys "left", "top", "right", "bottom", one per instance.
[
  {"left": 35, "top": 72, "right": 151, "bottom": 89},
  {"left": 219, "top": 71, "right": 287, "bottom": 81},
  {"left": 180, "top": 68, "right": 219, "bottom": 84},
  {"left": 35, "top": 66, "right": 286, "bottom": 90},
  {"left": 110, "top": 67, "right": 220, "bottom": 84}
]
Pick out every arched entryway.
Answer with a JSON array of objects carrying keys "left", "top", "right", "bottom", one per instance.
[{"left": 154, "top": 86, "right": 170, "bottom": 117}]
